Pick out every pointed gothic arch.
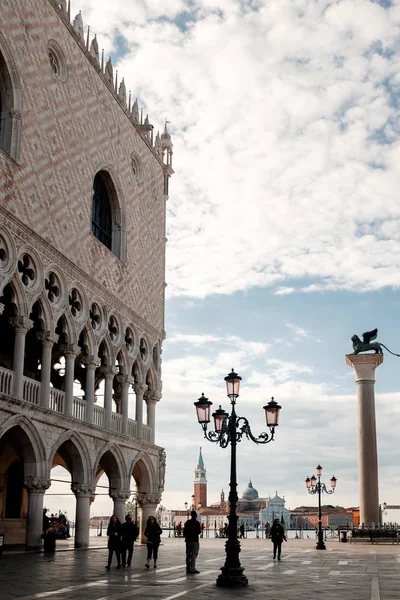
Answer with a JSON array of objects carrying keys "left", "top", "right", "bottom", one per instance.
[{"left": 0, "top": 30, "right": 23, "bottom": 162}]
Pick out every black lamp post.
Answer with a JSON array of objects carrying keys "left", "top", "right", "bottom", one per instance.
[
  {"left": 194, "top": 368, "right": 281, "bottom": 587},
  {"left": 305, "top": 464, "right": 337, "bottom": 550}
]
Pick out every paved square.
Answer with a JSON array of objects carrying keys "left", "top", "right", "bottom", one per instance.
[{"left": 1, "top": 538, "right": 399, "bottom": 599}]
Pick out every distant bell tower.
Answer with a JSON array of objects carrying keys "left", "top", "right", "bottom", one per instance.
[{"left": 194, "top": 447, "right": 207, "bottom": 508}]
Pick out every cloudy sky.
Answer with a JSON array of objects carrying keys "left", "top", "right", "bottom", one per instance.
[{"left": 46, "top": 0, "right": 400, "bottom": 522}]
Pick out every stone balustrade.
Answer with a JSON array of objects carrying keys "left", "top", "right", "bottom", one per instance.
[{"left": 0, "top": 366, "right": 144, "bottom": 440}]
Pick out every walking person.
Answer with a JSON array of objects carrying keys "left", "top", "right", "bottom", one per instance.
[
  {"left": 121, "top": 514, "right": 139, "bottom": 567},
  {"left": 270, "top": 518, "right": 287, "bottom": 560},
  {"left": 239, "top": 523, "right": 245, "bottom": 539},
  {"left": 144, "top": 515, "right": 162, "bottom": 569},
  {"left": 106, "top": 515, "right": 122, "bottom": 569},
  {"left": 183, "top": 510, "right": 201, "bottom": 574}
]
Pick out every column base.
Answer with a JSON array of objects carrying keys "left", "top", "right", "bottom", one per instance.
[
  {"left": 316, "top": 541, "right": 326, "bottom": 550},
  {"left": 25, "top": 544, "right": 42, "bottom": 551},
  {"left": 216, "top": 567, "right": 248, "bottom": 587},
  {"left": 74, "top": 541, "right": 89, "bottom": 549}
]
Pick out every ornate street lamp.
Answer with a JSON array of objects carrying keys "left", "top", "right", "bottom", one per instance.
[
  {"left": 194, "top": 369, "right": 281, "bottom": 587},
  {"left": 305, "top": 464, "right": 337, "bottom": 550}
]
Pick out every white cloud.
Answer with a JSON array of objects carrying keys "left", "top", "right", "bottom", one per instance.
[{"left": 73, "top": 0, "right": 400, "bottom": 299}]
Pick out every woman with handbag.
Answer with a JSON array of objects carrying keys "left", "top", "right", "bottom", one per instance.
[{"left": 144, "top": 515, "right": 162, "bottom": 569}]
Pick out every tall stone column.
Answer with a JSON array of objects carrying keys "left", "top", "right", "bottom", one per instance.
[
  {"left": 62, "top": 344, "right": 80, "bottom": 417},
  {"left": 38, "top": 332, "right": 58, "bottom": 409},
  {"left": 9, "top": 316, "right": 33, "bottom": 399},
  {"left": 100, "top": 366, "right": 118, "bottom": 429},
  {"left": 71, "top": 484, "right": 95, "bottom": 549},
  {"left": 110, "top": 490, "right": 131, "bottom": 523},
  {"left": 24, "top": 477, "right": 51, "bottom": 550},
  {"left": 136, "top": 492, "right": 161, "bottom": 544},
  {"left": 116, "top": 374, "right": 133, "bottom": 435},
  {"left": 146, "top": 391, "right": 160, "bottom": 444},
  {"left": 134, "top": 383, "right": 147, "bottom": 440},
  {"left": 346, "top": 353, "right": 383, "bottom": 527},
  {"left": 82, "top": 356, "right": 100, "bottom": 424}
]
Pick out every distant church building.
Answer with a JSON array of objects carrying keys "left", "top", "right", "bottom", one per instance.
[
  {"left": 193, "top": 449, "right": 268, "bottom": 528},
  {"left": 0, "top": 0, "right": 172, "bottom": 549},
  {"left": 259, "top": 492, "right": 290, "bottom": 526}
]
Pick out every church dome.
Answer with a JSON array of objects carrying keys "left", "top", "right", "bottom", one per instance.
[{"left": 242, "top": 480, "right": 259, "bottom": 500}]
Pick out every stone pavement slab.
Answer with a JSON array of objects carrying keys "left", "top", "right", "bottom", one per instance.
[{"left": 1, "top": 538, "right": 400, "bottom": 600}]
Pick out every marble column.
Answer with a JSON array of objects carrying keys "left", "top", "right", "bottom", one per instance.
[
  {"left": 109, "top": 490, "right": 131, "bottom": 523},
  {"left": 71, "top": 484, "right": 95, "bottom": 549},
  {"left": 100, "top": 366, "right": 118, "bottom": 429},
  {"left": 134, "top": 383, "right": 147, "bottom": 440},
  {"left": 24, "top": 477, "right": 51, "bottom": 550},
  {"left": 38, "top": 332, "right": 58, "bottom": 409},
  {"left": 136, "top": 492, "right": 161, "bottom": 544},
  {"left": 82, "top": 355, "right": 100, "bottom": 424},
  {"left": 9, "top": 316, "right": 33, "bottom": 399},
  {"left": 146, "top": 391, "right": 160, "bottom": 444},
  {"left": 346, "top": 353, "right": 383, "bottom": 527},
  {"left": 62, "top": 344, "right": 80, "bottom": 417},
  {"left": 116, "top": 374, "right": 134, "bottom": 435}
]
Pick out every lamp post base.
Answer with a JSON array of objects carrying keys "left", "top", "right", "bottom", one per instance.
[
  {"left": 216, "top": 567, "right": 248, "bottom": 587},
  {"left": 316, "top": 540, "right": 326, "bottom": 550}
]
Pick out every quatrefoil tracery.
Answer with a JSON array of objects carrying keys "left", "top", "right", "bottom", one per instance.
[
  {"left": 140, "top": 338, "right": 147, "bottom": 361},
  {"left": 18, "top": 254, "right": 35, "bottom": 286},
  {"left": 125, "top": 328, "right": 134, "bottom": 353},
  {"left": 108, "top": 315, "right": 119, "bottom": 341},
  {"left": 45, "top": 272, "right": 60, "bottom": 302},
  {"left": 90, "top": 304, "right": 101, "bottom": 330},
  {"left": 69, "top": 288, "right": 82, "bottom": 317}
]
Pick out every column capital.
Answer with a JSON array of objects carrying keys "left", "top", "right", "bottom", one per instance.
[
  {"left": 24, "top": 477, "right": 51, "bottom": 493},
  {"left": 9, "top": 316, "right": 33, "bottom": 332},
  {"left": 136, "top": 491, "right": 161, "bottom": 507},
  {"left": 133, "top": 382, "right": 148, "bottom": 394},
  {"left": 146, "top": 390, "right": 161, "bottom": 404},
  {"left": 37, "top": 331, "right": 59, "bottom": 345},
  {"left": 99, "top": 365, "right": 119, "bottom": 379},
  {"left": 60, "top": 343, "right": 81, "bottom": 356},
  {"left": 346, "top": 353, "right": 384, "bottom": 382},
  {"left": 116, "top": 374, "right": 134, "bottom": 386},
  {"left": 109, "top": 489, "right": 131, "bottom": 502},
  {"left": 82, "top": 355, "right": 101, "bottom": 369},
  {"left": 71, "top": 483, "right": 96, "bottom": 497},
  {"left": 0, "top": 303, "right": 5, "bottom": 315}
]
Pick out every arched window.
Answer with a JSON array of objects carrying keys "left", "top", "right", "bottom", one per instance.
[
  {"left": 92, "top": 172, "right": 112, "bottom": 250},
  {"left": 0, "top": 35, "right": 22, "bottom": 162},
  {"left": 91, "top": 170, "right": 125, "bottom": 260},
  {"left": 0, "top": 49, "right": 13, "bottom": 156}
]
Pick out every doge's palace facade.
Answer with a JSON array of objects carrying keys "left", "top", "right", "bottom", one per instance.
[{"left": 0, "top": 0, "right": 172, "bottom": 549}]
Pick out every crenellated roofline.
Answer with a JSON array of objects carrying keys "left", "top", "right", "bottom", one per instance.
[{"left": 47, "top": 0, "right": 174, "bottom": 175}]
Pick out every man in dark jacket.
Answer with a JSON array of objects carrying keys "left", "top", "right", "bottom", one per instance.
[
  {"left": 183, "top": 510, "right": 201, "bottom": 574},
  {"left": 120, "top": 514, "right": 139, "bottom": 567},
  {"left": 269, "top": 518, "right": 287, "bottom": 560}
]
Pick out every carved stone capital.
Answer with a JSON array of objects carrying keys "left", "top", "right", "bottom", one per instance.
[
  {"left": 109, "top": 489, "right": 131, "bottom": 502},
  {"left": 24, "top": 477, "right": 51, "bottom": 493},
  {"left": 82, "top": 355, "right": 101, "bottom": 369},
  {"left": 346, "top": 353, "right": 384, "bottom": 382},
  {"left": 136, "top": 492, "right": 161, "bottom": 507},
  {"left": 133, "top": 383, "right": 148, "bottom": 395},
  {"left": 147, "top": 390, "right": 161, "bottom": 404},
  {"left": 116, "top": 374, "right": 134, "bottom": 386},
  {"left": 9, "top": 316, "right": 33, "bottom": 333},
  {"left": 71, "top": 483, "right": 96, "bottom": 497},
  {"left": 37, "top": 331, "right": 59, "bottom": 345},
  {"left": 60, "top": 343, "right": 81, "bottom": 356},
  {"left": 99, "top": 366, "right": 119, "bottom": 379},
  {"left": 0, "top": 303, "right": 5, "bottom": 315}
]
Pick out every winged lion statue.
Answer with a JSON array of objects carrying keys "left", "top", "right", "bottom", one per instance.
[{"left": 351, "top": 328, "right": 400, "bottom": 356}]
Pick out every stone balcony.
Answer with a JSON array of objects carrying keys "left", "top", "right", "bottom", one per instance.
[{"left": 0, "top": 365, "right": 151, "bottom": 442}]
